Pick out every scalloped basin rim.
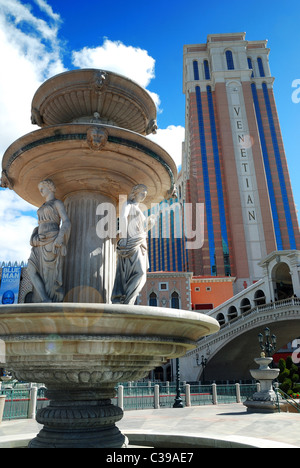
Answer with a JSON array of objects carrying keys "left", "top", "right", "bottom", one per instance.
[
  {"left": 0, "top": 303, "right": 220, "bottom": 343},
  {"left": 250, "top": 369, "right": 280, "bottom": 380}
]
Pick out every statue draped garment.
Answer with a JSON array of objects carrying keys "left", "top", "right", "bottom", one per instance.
[
  {"left": 112, "top": 202, "right": 149, "bottom": 305},
  {"left": 28, "top": 200, "right": 68, "bottom": 302}
]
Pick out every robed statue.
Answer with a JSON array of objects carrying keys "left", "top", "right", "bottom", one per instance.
[
  {"left": 27, "top": 179, "right": 71, "bottom": 303},
  {"left": 111, "top": 184, "right": 155, "bottom": 305}
]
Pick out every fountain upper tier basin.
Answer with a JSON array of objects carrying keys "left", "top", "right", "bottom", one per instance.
[
  {"left": 30, "top": 69, "right": 157, "bottom": 135},
  {"left": 1, "top": 123, "right": 177, "bottom": 208},
  {"left": 0, "top": 303, "right": 220, "bottom": 385}
]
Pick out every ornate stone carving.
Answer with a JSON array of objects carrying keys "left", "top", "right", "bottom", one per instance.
[
  {"left": 0, "top": 170, "right": 13, "bottom": 189},
  {"left": 31, "top": 107, "right": 44, "bottom": 126},
  {"left": 86, "top": 126, "right": 108, "bottom": 151},
  {"left": 93, "top": 70, "right": 108, "bottom": 93},
  {"left": 146, "top": 118, "right": 158, "bottom": 134}
]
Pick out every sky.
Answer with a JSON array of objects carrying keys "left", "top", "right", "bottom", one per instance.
[{"left": 0, "top": 0, "right": 299, "bottom": 262}]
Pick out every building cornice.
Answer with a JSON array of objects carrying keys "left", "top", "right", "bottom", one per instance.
[{"left": 191, "top": 276, "right": 236, "bottom": 284}]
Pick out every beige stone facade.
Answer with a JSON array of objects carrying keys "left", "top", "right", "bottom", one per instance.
[{"left": 139, "top": 271, "right": 193, "bottom": 311}]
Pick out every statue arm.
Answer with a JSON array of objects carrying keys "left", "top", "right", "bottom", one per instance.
[
  {"left": 30, "top": 226, "right": 39, "bottom": 246},
  {"left": 52, "top": 200, "right": 71, "bottom": 253},
  {"left": 118, "top": 202, "right": 131, "bottom": 245},
  {"left": 147, "top": 214, "right": 156, "bottom": 231}
]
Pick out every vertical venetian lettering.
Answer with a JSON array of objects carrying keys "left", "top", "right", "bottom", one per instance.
[
  {"left": 248, "top": 210, "right": 256, "bottom": 221},
  {"left": 238, "top": 134, "right": 245, "bottom": 144}
]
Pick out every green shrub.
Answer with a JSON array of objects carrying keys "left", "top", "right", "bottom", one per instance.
[
  {"left": 278, "top": 357, "right": 300, "bottom": 394},
  {"left": 281, "top": 378, "right": 293, "bottom": 393}
]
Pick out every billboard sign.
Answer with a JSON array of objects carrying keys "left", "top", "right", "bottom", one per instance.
[{"left": 0, "top": 266, "right": 21, "bottom": 305}]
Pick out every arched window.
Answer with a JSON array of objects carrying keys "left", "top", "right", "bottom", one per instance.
[
  {"left": 240, "top": 298, "right": 251, "bottom": 314},
  {"left": 227, "top": 305, "right": 237, "bottom": 321},
  {"left": 226, "top": 50, "right": 234, "bottom": 70},
  {"left": 254, "top": 290, "right": 266, "bottom": 306},
  {"left": 204, "top": 60, "right": 210, "bottom": 80},
  {"left": 171, "top": 291, "right": 180, "bottom": 309},
  {"left": 216, "top": 313, "right": 225, "bottom": 327},
  {"left": 24, "top": 292, "right": 33, "bottom": 303},
  {"left": 257, "top": 57, "right": 265, "bottom": 77},
  {"left": 149, "top": 292, "right": 158, "bottom": 307},
  {"left": 247, "top": 57, "right": 254, "bottom": 78},
  {"left": 272, "top": 262, "right": 294, "bottom": 300}
]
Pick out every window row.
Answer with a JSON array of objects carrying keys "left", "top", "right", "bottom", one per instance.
[
  {"left": 149, "top": 291, "right": 180, "bottom": 309},
  {"left": 227, "top": 51, "right": 266, "bottom": 76},
  {"left": 192, "top": 54, "right": 266, "bottom": 80},
  {"left": 216, "top": 290, "right": 266, "bottom": 327},
  {"left": 193, "top": 60, "right": 210, "bottom": 81}
]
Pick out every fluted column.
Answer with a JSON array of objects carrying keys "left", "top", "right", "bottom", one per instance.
[{"left": 63, "top": 192, "right": 116, "bottom": 303}]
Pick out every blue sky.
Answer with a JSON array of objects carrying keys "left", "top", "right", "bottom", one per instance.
[{"left": 0, "top": 0, "right": 299, "bottom": 262}]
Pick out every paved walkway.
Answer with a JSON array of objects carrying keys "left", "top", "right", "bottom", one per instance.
[{"left": 0, "top": 404, "right": 299, "bottom": 448}]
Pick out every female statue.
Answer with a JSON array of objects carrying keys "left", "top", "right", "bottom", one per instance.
[
  {"left": 111, "top": 184, "right": 155, "bottom": 305},
  {"left": 27, "top": 180, "right": 71, "bottom": 303}
]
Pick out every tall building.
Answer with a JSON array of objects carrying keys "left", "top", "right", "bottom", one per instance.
[{"left": 183, "top": 32, "right": 300, "bottom": 292}]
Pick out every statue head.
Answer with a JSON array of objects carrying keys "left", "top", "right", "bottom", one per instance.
[
  {"left": 38, "top": 179, "right": 56, "bottom": 198},
  {"left": 128, "top": 184, "right": 148, "bottom": 203}
]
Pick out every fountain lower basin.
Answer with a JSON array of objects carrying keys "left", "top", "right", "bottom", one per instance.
[{"left": 0, "top": 303, "right": 219, "bottom": 448}]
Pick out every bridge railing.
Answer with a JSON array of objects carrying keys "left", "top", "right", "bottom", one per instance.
[{"left": 217, "top": 297, "right": 300, "bottom": 330}]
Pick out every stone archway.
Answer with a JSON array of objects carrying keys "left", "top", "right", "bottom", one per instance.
[{"left": 272, "top": 262, "right": 294, "bottom": 300}]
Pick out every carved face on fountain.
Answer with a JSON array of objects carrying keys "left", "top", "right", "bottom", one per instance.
[{"left": 87, "top": 127, "right": 108, "bottom": 150}]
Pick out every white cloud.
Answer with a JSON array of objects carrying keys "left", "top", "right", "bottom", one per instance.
[
  {"left": 72, "top": 39, "right": 183, "bottom": 167},
  {"left": 0, "top": 190, "right": 37, "bottom": 263},
  {"left": 148, "top": 125, "right": 184, "bottom": 168},
  {"left": 72, "top": 38, "right": 161, "bottom": 109},
  {"left": 0, "top": 3, "right": 185, "bottom": 262},
  {"left": 72, "top": 38, "right": 155, "bottom": 88},
  {"left": 33, "top": 0, "right": 61, "bottom": 23},
  {"left": 0, "top": 0, "right": 66, "bottom": 156},
  {"left": 0, "top": 0, "right": 63, "bottom": 262}
]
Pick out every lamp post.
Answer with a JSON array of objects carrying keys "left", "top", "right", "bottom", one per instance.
[
  {"left": 173, "top": 358, "right": 183, "bottom": 408},
  {"left": 258, "top": 327, "right": 277, "bottom": 358},
  {"left": 196, "top": 354, "right": 208, "bottom": 385},
  {"left": 258, "top": 327, "right": 277, "bottom": 368}
]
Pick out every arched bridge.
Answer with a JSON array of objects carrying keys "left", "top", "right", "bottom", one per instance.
[{"left": 181, "top": 298, "right": 300, "bottom": 381}]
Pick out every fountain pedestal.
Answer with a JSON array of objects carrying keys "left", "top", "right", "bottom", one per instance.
[{"left": 30, "top": 387, "right": 126, "bottom": 448}]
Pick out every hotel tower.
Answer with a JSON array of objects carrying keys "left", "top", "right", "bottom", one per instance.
[{"left": 182, "top": 33, "right": 300, "bottom": 292}]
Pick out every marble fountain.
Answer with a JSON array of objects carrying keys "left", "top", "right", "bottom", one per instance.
[{"left": 0, "top": 69, "right": 219, "bottom": 448}]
